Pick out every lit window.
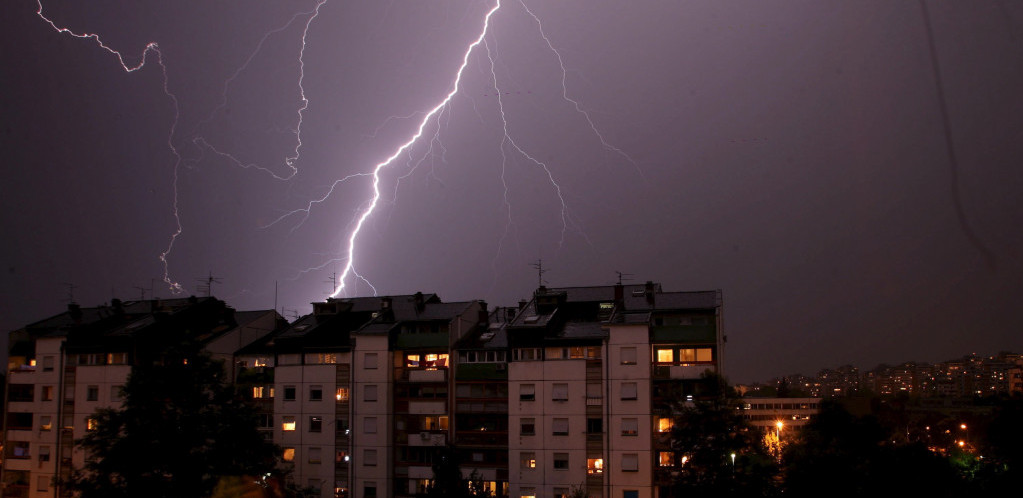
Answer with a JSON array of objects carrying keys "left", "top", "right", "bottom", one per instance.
[
  {"left": 423, "top": 353, "right": 448, "bottom": 369},
  {"left": 86, "top": 418, "right": 98, "bottom": 431},
  {"left": 679, "top": 349, "right": 696, "bottom": 362},
  {"left": 620, "top": 346, "right": 637, "bottom": 365},
  {"left": 621, "top": 417, "right": 638, "bottom": 436},
  {"left": 659, "top": 451, "right": 674, "bottom": 467},
  {"left": 520, "top": 488, "right": 536, "bottom": 498},
  {"left": 423, "top": 416, "right": 448, "bottom": 431},
  {"left": 657, "top": 417, "right": 673, "bottom": 433},
  {"left": 40, "top": 416, "right": 52, "bottom": 431},
  {"left": 587, "top": 458, "right": 604, "bottom": 474},
  {"left": 521, "top": 452, "right": 536, "bottom": 469},
  {"left": 282, "top": 416, "right": 296, "bottom": 431},
  {"left": 656, "top": 348, "right": 674, "bottom": 363},
  {"left": 107, "top": 352, "right": 127, "bottom": 364},
  {"left": 253, "top": 386, "right": 265, "bottom": 399},
  {"left": 336, "top": 387, "right": 349, "bottom": 401},
  {"left": 696, "top": 348, "right": 713, "bottom": 362},
  {"left": 405, "top": 354, "right": 420, "bottom": 368},
  {"left": 283, "top": 447, "right": 295, "bottom": 461},
  {"left": 253, "top": 357, "right": 272, "bottom": 367}
]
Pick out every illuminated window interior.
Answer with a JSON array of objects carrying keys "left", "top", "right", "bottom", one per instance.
[
  {"left": 658, "top": 417, "right": 673, "bottom": 432},
  {"left": 282, "top": 416, "right": 296, "bottom": 431},
  {"left": 86, "top": 418, "right": 98, "bottom": 431},
  {"left": 659, "top": 451, "right": 674, "bottom": 467},
  {"left": 521, "top": 452, "right": 536, "bottom": 468},
  {"left": 336, "top": 387, "right": 349, "bottom": 401},
  {"left": 587, "top": 458, "right": 604, "bottom": 474},
  {"left": 283, "top": 447, "right": 295, "bottom": 462},
  {"left": 406, "top": 353, "right": 449, "bottom": 369},
  {"left": 423, "top": 416, "right": 448, "bottom": 431},
  {"left": 656, "top": 348, "right": 674, "bottom": 363},
  {"left": 405, "top": 354, "right": 420, "bottom": 368}
]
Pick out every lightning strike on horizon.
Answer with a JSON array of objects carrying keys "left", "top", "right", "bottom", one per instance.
[{"left": 34, "top": 0, "right": 185, "bottom": 293}]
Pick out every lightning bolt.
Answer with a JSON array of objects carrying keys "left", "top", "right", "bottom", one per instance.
[{"left": 34, "top": 0, "right": 185, "bottom": 292}]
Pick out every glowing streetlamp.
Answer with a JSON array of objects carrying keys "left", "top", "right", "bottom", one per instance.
[
  {"left": 730, "top": 452, "right": 736, "bottom": 473},
  {"left": 775, "top": 420, "right": 784, "bottom": 439}
]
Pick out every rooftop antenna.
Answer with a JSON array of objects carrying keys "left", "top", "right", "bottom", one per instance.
[
  {"left": 274, "top": 280, "right": 278, "bottom": 314},
  {"left": 614, "top": 271, "right": 634, "bottom": 285},
  {"left": 531, "top": 259, "right": 548, "bottom": 287},
  {"left": 196, "top": 271, "right": 223, "bottom": 297},
  {"left": 133, "top": 285, "right": 147, "bottom": 300},
  {"left": 325, "top": 272, "right": 337, "bottom": 295}
]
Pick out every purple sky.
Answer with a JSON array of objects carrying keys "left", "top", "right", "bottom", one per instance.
[{"left": 2, "top": 0, "right": 1022, "bottom": 382}]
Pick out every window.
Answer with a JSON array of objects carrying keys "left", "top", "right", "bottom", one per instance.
[
  {"left": 336, "top": 450, "right": 349, "bottom": 463},
  {"left": 587, "top": 458, "right": 604, "bottom": 475},
  {"left": 621, "top": 346, "right": 637, "bottom": 364},
  {"left": 364, "top": 449, "right": 377, "bottom": 466},
  {"left": 587, "top": 417, "right": 603, "bottom": 434},
  {"left": 519, "top": 384, "right": 535, "bottom": 401},
  {"left": 365, "top": 353, "right": 378, "bottom": 369},
  {"left": 621, "top": 417, "right": 638, "bottom": 436},
  {"left": 659, "top": 451, "right": 674, "bottom": 467},
  {"left": 278, "top": 353, "right": 301, "bottom": 365},
  {"left": 310, "top": 385, "right": 323, "bottom": 401},
  {"left": 42, "top": 385, "right": 54, "bottom": 401},
  {"left": 337, "top": 418, "right": 349, "bottom": 434},
  {"left": 423, "top": 415, "right": 448, "bottom": 431},
  {"left": 657, "top": 416, "right": 673, "bottom": 432},
  {"left": 43, "top": 356, "right": 55, "bottom": 371},
  {"left": 521, "top": 452, "right": 536, "bottom": 469},
  {"left": 37, "top": 476, "right": 49, "bottom": 492},
  {"left": 553, "top": 453, "right": 569, "bottom": 470},
  {"left": 86, "top": 385, "right": 99, "bottom": 401},
  {"left": 8, "top": 412, "right": 32, "bottom": 430},
  {"left": 364, "top": 484, "right": 377, "bottom": 498},
  {"left": 513, "top": 348, "right": 541, "bottom": 361},
  {"left": 364, "top": 417, "right": 378, "bottom": 434},
  {"left": 309, "top": 447, "right": 322, "bottom": 464},
  {"left": 282, "top": 416, "right": 296, "bottom": 431},
  {"left": 306, "top": 353, "right": 337, "bottom": 364},
  {"left": 364, "top": 384, "right": 378, "bottom": 402},
  {"left": 586, "top": 382, "right": 602, "bottom": 400},
  {"left": 553, "top": 418, "right": 569, "bottom": 435},
  {"left": 86, "top": 417, "right": 98, "bottom": 431},
  {"left": 552, "top": 383, "right": 568, "bottom": 401},
  {"left": 40, "top": 416, "right": 53, "bottom": 431},
  {"left": 111, "top": 385, "right": 123, "bottom": 402},
  {"left": 39, "top": 445, "right": 51, "bottom": 462},
  {"left": 553, "top": 488, "right": 569, "bottom": 498},
  {"left": 624, "top": 491, "right": 639, "bottom": 498},
  {"left": 258, "top": 414, "right": 273, "bottom": 429},
  {"left": 697, "top": 348, "right": 713, "bottom": 362},
  {"left": 520, "top": 417, "right": 535, "bottom": 436},
  {"left": 621, "top": 382, "right": 638, "bottom": 400},
  {"left": 520, "top": 488, "right": 536, "bottom": 498},
  {"left": 422, "top": 353, "right": 449, "bottom": 369},
  {"left": 107, "top": 352, "right": 128, "bottom": 364},
  {"left": 310, "top": 416, "right": 322, "bottom": 432},
  {"left": 656, "top": 348, "right": 674, "bottom": 363},
  {"left": 284, "top": 386, "right": 296, "bottom": 401},
  {"left": 336, "top": 387, "right": 350, "bottom": 401},
  {"left": 253, "top": 356, "right": 272, "bottom": 367},
  {"left": 253, "top": 386, "right": 267, "bottom": 399},
  {"left": 622, "top": 453, "right": 639, "bottom": 472},
  {"left": 283, "top": 447, "right": 295, "bottom": 461},
  {"left": 9, "top": 384, "right": 33, "bottom": 402}
]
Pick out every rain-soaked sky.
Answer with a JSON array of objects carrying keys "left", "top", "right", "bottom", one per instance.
[{"left": 2, "top": 0, "right": 1022, "bottom": 382}]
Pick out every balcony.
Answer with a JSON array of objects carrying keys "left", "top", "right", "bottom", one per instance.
[
  {"left": 653, "top": 364, "right": 715, "bottom": 380},
  {"left": 408, "top": 369, "right": 446, "bottom": 383},
  {"left": 408, "top": 431, "right": 447, "bottom": 446}
]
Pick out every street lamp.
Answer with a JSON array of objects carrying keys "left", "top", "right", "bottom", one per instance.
[
  {"left": 775, "top": 420, "right": 784, "bottom": 439},
  {"left": 730, "top": 452, "right": 736, "bottom": 473}
]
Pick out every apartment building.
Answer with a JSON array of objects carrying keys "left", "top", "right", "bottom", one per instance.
[
  {"left": 2, "top": 297, "right": 280, "bottom": 498},
  {"left": 6, "top": 281, "right": 723, "bottom": 498}
]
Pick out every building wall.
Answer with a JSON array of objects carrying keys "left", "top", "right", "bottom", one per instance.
[
  {"left": 352, "top": 335, "right": 392, "bottom": 498},
  {"left": 606, "top": 325, "right": 653, "bottom": 498}
]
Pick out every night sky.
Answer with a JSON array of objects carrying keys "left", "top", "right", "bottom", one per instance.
[{"left": 3, "top": 0, "right": 1022, "bottom": 382}]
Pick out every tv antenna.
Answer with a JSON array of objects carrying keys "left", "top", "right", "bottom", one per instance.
[
  {"left": 531, "top": 259, "right": 548, "bottom": 287},
  {"left": 196, "top": 272, "right": 223, "bottom": 297},
  {"left": 325, "top": 272, "right": 337, "bottom": 295},
  {"left": 614, "top": 271, "right": 634, "bottom": 286},
  {"left": 61, "top": 282, "right": 77, "bottom": 304}
]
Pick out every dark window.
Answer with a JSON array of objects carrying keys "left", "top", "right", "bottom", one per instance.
[
  {"left": 9, "top": 384, "right": 33, "bottom": 402},
  {"left": 86, "top": 385, "right": 99, "bottom": 401},
  {"left": 284, "top": 386, "right": 296, "bottom": 401},
  {"left": 310, "top": 416, "right": 322, "bottom": 432},
  {"left": 587, "top": 418, "right": 603, "bottom": 434},
  {"left": 310, "top": 386, "right": 323, "bottom": 401},
  {"left": 7, "top": 412, "right": 32, "bottom": 430}
]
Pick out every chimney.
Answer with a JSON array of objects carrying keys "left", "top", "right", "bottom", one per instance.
[
  {"left": 614, "top": 284, "right": 624, "bottom": 303},
  {"left": 381, "top": 296, "right": 392, "bottom": 311},
  {"left": 413, "top": 292, "right": 425, "bottom": 313},
  {"left": 68, "top": 303, "right": 82, "bottom": 324},
  {"left": 644, "top": 281, "right": 656, "bottom": 306},
  {"left": 478, "top": 301, "right": 489, "bottom": 325}
]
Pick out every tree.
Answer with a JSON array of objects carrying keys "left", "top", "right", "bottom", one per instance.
[
  {"left": 667, "top": 372, "right": 778, "bottom": 498},
  {"left": 420, "top": 445, "right": 492, "bottom": 498},
  {"left": 64, "top": 343, "right": 280, "bottom": 498}
]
